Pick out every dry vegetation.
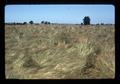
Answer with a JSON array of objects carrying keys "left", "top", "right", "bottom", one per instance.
[{"left": 5, "top": 24, "right": 115, "bottom": 79}]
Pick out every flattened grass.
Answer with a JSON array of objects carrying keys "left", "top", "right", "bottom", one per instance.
[{"left": 5, "top": 24, "right": 115, "bottom": 79}]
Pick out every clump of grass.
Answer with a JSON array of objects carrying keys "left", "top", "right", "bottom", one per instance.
[
  {"left": 22, "top": 57, "right": 39, "bottom": 68},
  {"left": 53, "top": 31, "right": 72, "bottom": 45}
]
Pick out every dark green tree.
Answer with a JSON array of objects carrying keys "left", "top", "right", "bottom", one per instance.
[
  {"left": 23, "top": 22, "right": 27, "bottom": 25},
  {"left": 44, "top": 21, "right": 48, "bottom": 24},
  {"left": 101, "top": 23, "right": 104, "bottom": 25},
  {"left": 83, "top": 16, "right": 90, "bottom": 25},
  {"left": 41, "top": 21, "right": 44, "bottom": 24},
  {"left": 81, "top": 23, "right": 83, "bottom": 25},
  {"left": 29, "top": 21, "right": 34, "bottom": 24}
]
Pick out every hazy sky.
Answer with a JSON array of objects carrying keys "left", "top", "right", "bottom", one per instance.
[{"left": 5, "top": 5, "right": 115, "bottom": 24}]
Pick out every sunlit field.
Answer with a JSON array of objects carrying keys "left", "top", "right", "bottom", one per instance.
[{"left": 5, "top": 24, "right": 115, "bottom": 79}]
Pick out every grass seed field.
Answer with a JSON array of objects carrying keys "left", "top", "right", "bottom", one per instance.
[{"left": 5, "top": 24, "right": 115, "bottom": 79}]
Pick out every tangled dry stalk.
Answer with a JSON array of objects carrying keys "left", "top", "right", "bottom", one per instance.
[{"left": 5, "top": 24, "right": 115, "bottom": 79}]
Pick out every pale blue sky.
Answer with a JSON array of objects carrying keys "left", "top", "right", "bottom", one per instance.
[{"left": 5, "top": 5, "right": 115, "bottom": 24}]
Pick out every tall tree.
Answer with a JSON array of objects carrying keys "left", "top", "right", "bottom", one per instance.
[{"left": 83, "top": 16, "right": 90, "bottom": 25}]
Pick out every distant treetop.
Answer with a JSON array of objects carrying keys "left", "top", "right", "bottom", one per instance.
[{"left": 29, "top": 21, "right": 34, "bottom": 24}]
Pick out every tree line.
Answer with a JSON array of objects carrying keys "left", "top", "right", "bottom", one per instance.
[
  {"left": 5, "top": 16, "right": 113, "bottom": 25},
  {"left": 5, "top": 20, "right": 51, "bottom": 25}
]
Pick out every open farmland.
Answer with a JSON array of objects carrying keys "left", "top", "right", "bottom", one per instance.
[{"left": 5, "top": 24, "right": 115, "bottom": 79}]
